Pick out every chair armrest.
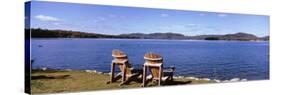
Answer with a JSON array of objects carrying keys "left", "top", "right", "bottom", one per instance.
[
  {"left": 163, "top": 66, "right": 175, "bottom": 72},
  {"left": 163, "top": 66, "right": 175, "bottom": 78}
]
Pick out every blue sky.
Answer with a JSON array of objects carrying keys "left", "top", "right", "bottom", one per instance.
[{"left": 26, "top": 1, "right": 269, "bottom": 37}]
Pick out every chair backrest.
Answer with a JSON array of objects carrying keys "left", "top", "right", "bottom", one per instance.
[
  {"left": 144, "top": 52, "right": 163, "bottom": 78},
  {"left": 112, "top": 49, "right": 132, "bottom": 75}
]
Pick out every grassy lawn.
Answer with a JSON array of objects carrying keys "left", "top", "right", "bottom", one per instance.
[{"left": 31, "top": 70, "right": 215, "bottom": 94}]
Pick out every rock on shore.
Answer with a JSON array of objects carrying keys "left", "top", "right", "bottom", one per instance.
[{"left": 37, "top": 68, "right": 248, "bottom": 83}]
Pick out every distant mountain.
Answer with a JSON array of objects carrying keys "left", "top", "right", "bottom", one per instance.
[
  {"left": 219, "top": 32, "right": 258, "bottom": 41},
  {"left": 258, "top": 36, "right": 269, "bottom": 41},
  {"left": 120, "top": 32, "right": 186, "bottom": 39},
  {"left": 121, "top": 32, "right": 269, "bottom": 41},
  {"left": 187, "top": 35, "right": 222, "bottom": 40},
  {"left": 28, "top": 28, "right": 269, "bottom": 41},
  {"left": 189, "top": 32, "right": 259, "bottom": 41}
]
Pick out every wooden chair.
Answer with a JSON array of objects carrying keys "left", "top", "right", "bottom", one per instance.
[
  {"left": 107, "top": 49, "right": 142, "bottom": 86},
  {"left": 142, "top": 52, "right": 175, "bottom": 87}
]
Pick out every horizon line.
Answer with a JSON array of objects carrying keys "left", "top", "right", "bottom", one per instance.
[{"left": 28, "top": 28, "right": 269, "bottom": 37}]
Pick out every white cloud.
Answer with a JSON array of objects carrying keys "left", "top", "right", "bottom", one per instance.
[
  {"left": 53, "top": 22, "right": 60, "bottom": 26},
  {"left": 199, "top": 13, "right": 205, "bottom": 16},
  {"left": 93, "top": 19, "right": 99, "bottom": 23},
  {"left": 218, "top": 14, "right": 228, "bottom": 17},
  {"left": 160, "top": 13, "right": 169, "bottom": 17},
  {"left": 93, "top": 17, "right": 107, "bottom": 23},
  {"left": 35, "top": 15, "right": 60, "bottom": 22},
  {"left": 187, "top": 24, "right": 196, "bottom": 26},
  {"left": 97, "top": 17, "right": 106, "bottom": 21}
]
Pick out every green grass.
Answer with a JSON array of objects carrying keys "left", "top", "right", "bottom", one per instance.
[{"left": 31, "top": 70, "right": 214, "bottom": 94}]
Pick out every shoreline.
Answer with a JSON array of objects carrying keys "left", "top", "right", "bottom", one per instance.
[
  {"left": 31, "top": 37, "right": 269, "bottom": 42},
  {"left": 33, "top": 67, "right": 248, "bottom": 83},
  {"left": 30, "top": 67, "right": 250, "bottom": 94}
]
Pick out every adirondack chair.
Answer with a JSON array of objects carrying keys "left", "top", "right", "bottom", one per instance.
[
  {"left": 142, "top": 52, "right": 175, "bottom": 87},
  {"left": 107, "top": 49, "right": 142, "bottom": 86}
]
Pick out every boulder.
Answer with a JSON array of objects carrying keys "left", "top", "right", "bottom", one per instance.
[
  {"left": 201, "top": 78, "right": 211, "bottom": 81},
  {"left": 41, "top": 67, "right": 48, "bottom": 71},
  {"left": 230, "top": 78, "right": 240, "bottom": 82},
  {"left": 213, "top": 79, "right": 221, "bottom": 83},
  {"left": 241, "top": 79, "right": 247, "bottom": 81},
  {"left": 85, "top": 70, "right": 97, "bottom": 73}
]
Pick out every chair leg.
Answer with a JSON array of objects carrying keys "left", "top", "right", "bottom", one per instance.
[
  {"left": 170, "top": 73, "right": 174, "bottom": 81},
  {"left": 158, "top": 66, "right": 163, "bottom": 86},
  {"left": 121, "top": 64, "right": 126, "bottom": 84},
  {"left": 108, "top": 62, "right": 115, "bottom": 84},
  {"left": 142, "top": 66, "right": 147, "bottom": 87},
  {"left": 107, "top": 72, "right": 122, "bottom": 84}
]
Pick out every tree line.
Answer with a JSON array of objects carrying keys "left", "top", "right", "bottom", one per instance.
[{"left": 26, "top": 28, "right": 136, "bottom": 39}]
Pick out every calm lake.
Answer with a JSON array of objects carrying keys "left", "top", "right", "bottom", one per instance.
[{"left": 31, "top": 39, "right": 269, "bottom": 80}]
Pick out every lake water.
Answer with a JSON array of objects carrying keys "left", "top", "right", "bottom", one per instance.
[{"left": 31, "top": 39, "right": 269, "bottom": 80}]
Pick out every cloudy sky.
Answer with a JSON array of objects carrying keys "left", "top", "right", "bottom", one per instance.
[{"left": 26, "top": 1, "right": 269, "bottom": 37}]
